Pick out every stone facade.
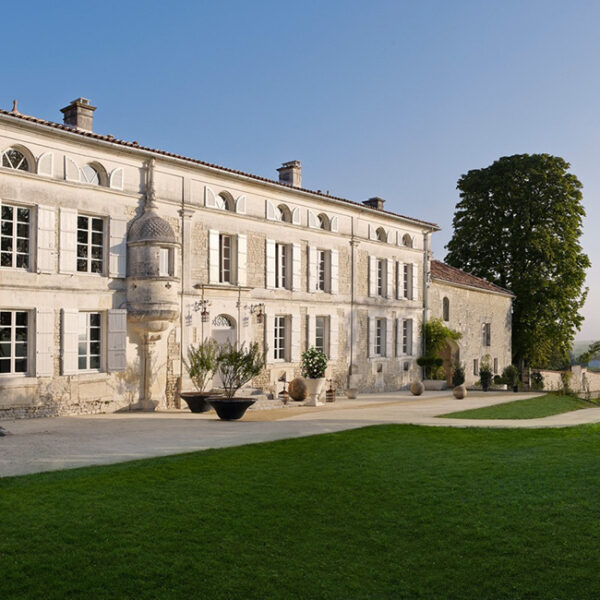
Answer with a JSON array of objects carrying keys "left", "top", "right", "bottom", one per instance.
[{"left": 0, "top": 98, "right": 512, "bottom": 417}]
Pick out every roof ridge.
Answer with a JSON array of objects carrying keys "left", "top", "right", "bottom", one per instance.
[
  {"left": 431, "top": 259, "right": 514, "bottom": 296},
  {"left": 0, "top": 108, "right": 439, "bottom": 229}
]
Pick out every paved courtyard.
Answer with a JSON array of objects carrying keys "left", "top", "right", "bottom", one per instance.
[{"left": 3, "top": 390, "right": 600, "bottom": 478}]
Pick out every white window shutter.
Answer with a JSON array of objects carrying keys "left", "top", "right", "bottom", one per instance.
[
  {"left": 410, "top": 319, "right": 416, "bottom": 356},
  {"left": 308, "top": 210, "right": 318, "bottom": 229},
  {"left": 329, "top": 313, "right": 339, "bottom": 360},
  {"left": 64, "top": 156, "right": 79, "bottom": 182},
  {"left": 412, "top": 262, "right": 419, "bottom": 301},
  {"left": 291, "top": 243, "right": 301, "bottom": 291},
  {"left": 330, "top": 249, "right": 339, "bottom": 295},
  {"left": 308, "top": 314, "right": 316, "bottom": 348},
  {"left": 109, "top": 167, "right": 124, "bottom": 190},
  {"left": 369, "top": 224, "right": 377, "bottom": 241},
  {"left": 266, "top": 200, "right": 276, "bottom": 221},
  {"left": 61, "top": 308, "right": 79, "bottom": 375},
  {"left": 205, "top": 186, "right": 217, "bottom": 208},
  {"left": 266, "top": 239, "right": 276, "bottom": 289},
  {"left": 386, "top": 318, "right": 394, "bottom": 358},
  {"left": 330, "top": 216, "right": 339, "bottom": 232},
  {"left": 208, "top": 229, "right": 219, "bottom": 284},
  {"left": 386, "top": 259, "right": 393, "bottom": 298},
  {"left": 37, "top": 152, "right": 53, "bottom": 177},
  {"left": 397, "top": 261, "right": 404, "bottom": 300},
  {"left": 368, "top": 256, "right": 377, "bottom": 297},
  {"left": 237, "top": 234, "right": 247, "bottom": 286},
  {"left": 107, "top": 309, "right": 127, "bottom": 372},
  {"left": 59, "top": 208, "right": 77, "bottom": 274},
  {"left": 395, "top": 319, "right": 401, "bottom": 356},
  {"left": 368, "top": 317, "right": 375, "bottom": 358},
  {"left": 35, "top": 308, "right": 55, "bottom": 377},
  {"left": 109, "top": 217, "right": 128, "bottom": 278},
  {"left": 236, "top": 195, "right": 246, "bottom": 215},
  {"left": 36, "top": 205, "right": 56, "bottom": 274},
  {"left": 307, "top": 246, "right": 317, "bottom": 292},
  {"left": 291, "top": 206, "right": 301, "bottom": 225},
  {"left": 290, "top": 314, "right": 301, "bottom": 362}
]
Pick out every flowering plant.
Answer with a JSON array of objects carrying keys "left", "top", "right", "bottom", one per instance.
[{"left": 301, "top": 346, "right": 328, "bottom": 379}]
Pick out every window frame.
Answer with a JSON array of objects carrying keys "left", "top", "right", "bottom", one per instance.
[
  {"left": 273, "top": 315, "right": 287, "bottom": 361},
  {"left": 1, "top": 147, "right": 31, "bottom": 172},
  {"left": 76, "top": 214, "right": 105, "bottom": 275},
  {"left": 316, "top": 249, "right": 328, "bottom": 292},
  {"left": 219, "top": 234, "right": 232, "bottom": 283},
  {"left": 402, "top": 318, "right": 413, "bottom": 355},
  {"left": 482, "top": 323, "right": 491, "bottom": 347},
  {"left": 1, "top": 203, "right": 31, "bottom": 270},
  {"left": 375, "top": 317, "right": 386, "bottom": 357},
  {"left": 315, "top": 315, "right": 329, "bottom": 356},
  {"left": 0, "top": 309, "right": 30, "bottom": 376},
  {"left": 275, "top": 242, "right": 289, "bottom": 289},
  {"left": 442, "top": 297, "right": 450, "bottom": 321},
  {"left": 159, "top": 247, "right": 174, "bottom": 277},
  {"left": 377, "top": 259, "right": 386, "bottom": 297},
  {"left": 78, "top": 311, "right": 102, "bottom": 372}
]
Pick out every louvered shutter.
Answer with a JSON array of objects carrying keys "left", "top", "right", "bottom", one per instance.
[
  {"left": 265, "top": 314, "right": 275, "bottom": 363},
  {"left": 266, "top": 239, "right": 276, "bottom": 289},
  {"left": 208, "top": 229, "right": 219, "bottom": 284},
  {"left": 290, "top": 314, "right": 301, "bottom": 362},
  {"left": 64, "top": 156, "right": 79, "bottom": 181},
  {"left": 307, "top": 210, "right": 318, "bottom": 229},
  {"left": 109, "top": 168, "right": 124, "bottom": 190},
  {"left": 307, "top": 246, "right": 317, "bottom": 292},
  {"left": 205, "top": 186, "right": 217, "bottom": 208},
  {"left": 410, "top": 319, "right": 417, "bottom": 356},
  {"left": 35, "top": 308, "right": 54, "bottom": 377},
  {"left": 412, "top": 262, "right": 419, "bottom": 301},
  {"left": 330, "top": 249, "right": 339, "bottom": 295},
  {"left": 61, "top": 308, "right": 79, "bottom": 375},
  {"left": 395, "top": 318, "right": 402, "bottom": 356},
  {"left": 36, "top": 205, "right": 55, "bottom": 274},
  {"left": 291, "top": 243, "right": 301, "bottom": 291},
  {"left": 107, "top": 309, "right": 127, "bottom": 372},
  {"left": 386, "top": 259, "right": 393, "bottom": 298},
  {"left": 59, "top": 208, "right": 77, "bottom": 274},
  {"left": 266, "top": 200, "right": 276, "bottom": 220},
  {"left": 291, "top": 207, "right": 301, "bottom": 225},
  {"left": 37, "top": 152, "right": 53, "bottom": 177},
  {"left": 109, "top": 217, "right": 128, "bottom": 278},
  {"left": 368, "top": 317, "right": 375, "bottom": 358},
  {"left": 329, "top": 313, "right": 339, "bottom": 360},
  {"left": 397, "top": 261, "right": 404, "bottom": 299},
  {"left": 386, "top": 318, "right": 394, "bottom": 358},
  {"left": 237, "top": 234, "right": 247, "bottom": 286},
  {"left": 330, "top": 216, "right": 339, "bottom": 232},
  {"left": 235, "top": 195, "right": 246, "bottom": 215},
  {"left": 307, "top": 314, "right": 316, "bottom": 349},
  {"left": 368, "top": 256, "right": 377, "bottom": 297},
  {"left": 369, "top": 225, "right": 377, "bottom": 241}
]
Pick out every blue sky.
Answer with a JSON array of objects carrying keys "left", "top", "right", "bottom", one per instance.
[{"left": 5, "top": 0, "right": 599, "bottom": 340}]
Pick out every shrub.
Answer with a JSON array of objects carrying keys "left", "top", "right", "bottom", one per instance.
[
  {"left": 493, "top": 375, "right": 504, "bottom": 385},
  {"left": 479, "top": 356, "right": 493, "bottom": 392},
  {"left": 560, "top": 370, "right": 572, "bottom": 395},
  {"left": 301, "top": 346, "right": 328, "bottom": 379},
  {"left": 502, "top": 365, "right": 520, "bottom": 389},
  {"left": 217, "top": 341, "right": 265, "bottom": 400},
  {"left": 451, "top": 364, "right": 465, "bottom": 387},
  {"left": 531, "top": 371, "right": 544, "bottom": 391},
  {"left": 183, "top": 339, "right": 220, "bottom": 392}
]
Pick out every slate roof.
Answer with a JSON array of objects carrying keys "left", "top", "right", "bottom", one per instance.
[
  {"left": 0, "top": 108, "right": 440, "bottom": 230},
  {"left": 431, "top": 260, "right": 514, "bottom": 296}
]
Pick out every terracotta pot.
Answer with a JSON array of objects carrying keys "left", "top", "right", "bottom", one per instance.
[
  {"left": 207, "top": 397, "right": 256, "bottom": 420},
  {"left": 453, "top": 384, "right": 467, "bottom": 399},
  {"left": 410, "top": 381, "right": 424, "bottom": 396}
]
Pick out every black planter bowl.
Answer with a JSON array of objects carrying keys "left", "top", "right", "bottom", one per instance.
[
  {"left": 208, "top": 398, "right": 256, "bottom": 421},
  {"left": 180, "top": 392, "right": 221, "bottom": 413}
]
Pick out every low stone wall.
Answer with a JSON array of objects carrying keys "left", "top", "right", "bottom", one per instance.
[{"left": 537, "top": 366, "right": 600, "bottom": 397}]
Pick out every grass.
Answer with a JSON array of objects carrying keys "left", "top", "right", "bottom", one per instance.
[
  {"left": 4, "top": 424, "right": 600, "bottom": 598},
  {"left": 441, "top": 393, "right": 594, "bottom": 420}
]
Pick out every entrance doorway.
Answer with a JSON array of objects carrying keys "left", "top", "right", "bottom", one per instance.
[{"left": 211, "top": 314, "right": 236, "bottom": 388}]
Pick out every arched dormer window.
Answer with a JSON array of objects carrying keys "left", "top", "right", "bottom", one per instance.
[
  {"left": 402, "top": 233, "right": 413, "bottom": 248},
  {"left": 443, "top": 297, "right": 450, "bottom": 321},
  {"left": 79, "top": 162, "right": 107, "bottom": 186},
  {"left": 1, "top": 147, "right": 31, "bottom": 172},
  {"left": 317, "top": 213, "right": 330, "bottom": 231},
  {"left": 376, "top": 227, "right": 387, "bottom": 243},
  {"left": 278, "top": 204, "right": 292, "bottom": 223},
  {"left": 217, "top": 192, "right": 235, "bottom": 211}
]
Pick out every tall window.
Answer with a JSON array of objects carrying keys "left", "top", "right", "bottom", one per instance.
[
  {"left": 0, "top": 310, "right": 28, "bottom": 374},
  {"left": 482, "top": 323, "right": 491, "bottom": 346},
  {"left": 274, "top": 316, "right": 287, "bottom": 360},
  {"left": 402, "top": 319, "right": 413, "bottom": 355},
  {"left": 1, "top": 204, "right": 30, "bottom": 269},
  {"left": 375, "top": 318, "right": 386, "bottom": 356},
  {"left": 78, "top": 312, "right": 101, "bottom": 371},
  {"left": 275, "top": 243, "right": 288, "bottom": 288},
  {"left": 443, "top": 297, "right": 450, "bottom": 321},
  {"left": 473, "top": 358, "right": 479, "bottom": 376},
  {"left": 377, "top": 259, "right": 385, "bottom": 296},
  {"left": 159, "top": 248, "right": 173, "bottom": 276},
  {"left": 317, "top": 249, "right": 327, "bottom": 291},
  {"left": 315, "top": 316, "right": 329, "bottom": 355},
  {"left": 219, "top": 234, "right": 232, "bottom": 283},
  {"left": 493, "top": 357, "right": 498, "bottom": 374},
  {"left": 77, "top": 215, "right": 104, "bottom": 273},
  {"left": 1, "top": 148, "right": 29, "bottom": 172},
  {"left": 403, "top": 263, "right": 411, "bottom": 298}
]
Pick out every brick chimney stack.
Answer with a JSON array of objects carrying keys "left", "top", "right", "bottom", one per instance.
[
  {"left": 60, "top": 97, "right": 97, "bottom": 132},
  {"left": 277, "top": 160, "right": 302, "bottom": 187},
  {"left": 362, "top": 197, "right": 385, "bottom": 210}
]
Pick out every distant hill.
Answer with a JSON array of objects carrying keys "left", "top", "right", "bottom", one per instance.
[{"left": 573, "top": 340, "right": 599, "bottom": 357}]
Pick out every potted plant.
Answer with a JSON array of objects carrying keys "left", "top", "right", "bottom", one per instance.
[
  {"left": 208, "top": 341, "right": 265, "bottom": 420},
  {"left": 502, "top": 364, "right": 520, "bottom": 392},
  {"left": 301, "top": 346, "right": 328, "bottom": 406},
  {"left": 479, "top": 356, "right": 493, "bottom": 392},
  {"left": 181, "top": 339, "right": 221, "bottom": 412}
]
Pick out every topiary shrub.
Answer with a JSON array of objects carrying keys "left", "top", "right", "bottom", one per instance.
[
  {"left": 451, "top": 363, "right": 465, "bottom": 387},
  {"left": 479, "top": 355, "right": 493, "bottom": 392}
]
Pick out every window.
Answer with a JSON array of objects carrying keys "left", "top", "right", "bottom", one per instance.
[
  {"left": 219, "top": 234, "right": 232, "bottom": 283},
  {"left": 482, "top": 323, "right": 491, "bottom": 346},
  {"left": 1, "top": 204, "right": 30, "bottom": 269},
  {"left": 78, "top": 312, "right": 101, "bottom": 371},
  {"left": 443, "top": 297, "right": 450, "bottom": 321},
  {"left": 375, "top": 318, "right": 386, "bottom": 356},
  {"left": 315, "top": 316, "right": 329, "bottom": 355},
  {"left": 275, "top": 243, "right": 288, "bottom": 288},
  {"left": 403, "top": 263, "right": 412, "bottom": 299},
  {"left": 79, "top": 165, "right": 100, "bottom": 185},
  {"left": 377, "top": 259, "right": 386, "bottom": 296},
  {"left": 77, "top": 215, "right": 104, "bottom": 273},
  {"left": 274, "top": 315, "right": 287, "bottom": 360},
  {"left": 277, "top": 204, "right": 292, "bottom": 223},
  {"left": 493, "top": 357, "right": 498, "bottom": 375},
  {"left": 317, "top": 213, "right": 330, "bottom": 230},
  {"left": 317, "top": 249, "right": 327, "bottom": 291},
  {"left": 1, "top": 148, "right": 29, "bottom": 172},
  {"left": 217, "top": 192, "right": 235, "bottom": 211},
  {"left": 159, "top": 247, "right": 173, "bottom": 277},
  {"left": 402, "top": 319, "right": 413, "bottom": 355},
  {"left": 473, "top": 359, "right": 479, "bottom": 376},
  {"left": 402, "top": 234, "right": 413, "bottom": 248},
  {"left": 376, "top": 227, "right": 387, "bottom": 243},
  {"left": 0, "top": 310, "right": 28, "bottom": 374}
]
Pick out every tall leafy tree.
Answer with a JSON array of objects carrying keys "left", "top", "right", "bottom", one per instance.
[{"left": 445, "top": 154, "right": 590, "bottom": 368}]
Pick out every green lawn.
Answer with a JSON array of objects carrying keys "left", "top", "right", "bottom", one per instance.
[
  {"left": 3, "top": 424, "right": 600, "bottom": 599},
  {"left": 441, "top": 393, "right": 594, "bottom": 420}
]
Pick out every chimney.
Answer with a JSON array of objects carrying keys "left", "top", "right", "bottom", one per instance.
[
  {"left": 277, "top": 160, "right": 302, "bottom": 187},
  {"left": 362, "top": 197, "right": 385, "bottom": 210},
  {"left": 60, "top": 97, "right": 97, "bottom": 132}
]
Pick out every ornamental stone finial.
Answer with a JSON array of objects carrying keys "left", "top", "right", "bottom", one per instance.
[
  {"left": 11, "top": 99, "right": 18, "bottom": 114},
  {"left": 145, "top": 158, "right": 158, "bottom": 210}
]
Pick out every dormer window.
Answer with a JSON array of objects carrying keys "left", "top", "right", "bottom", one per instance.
[{"left": 1, "top": 148, "right": 30, "bottom": 172}]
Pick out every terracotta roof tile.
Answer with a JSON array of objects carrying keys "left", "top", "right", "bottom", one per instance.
[
  {"left": 431, "top": 260, "right": 514, "bottom": 296},
  {"left": 0, "top": 108, "right": 440, "bottom": 230}
]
